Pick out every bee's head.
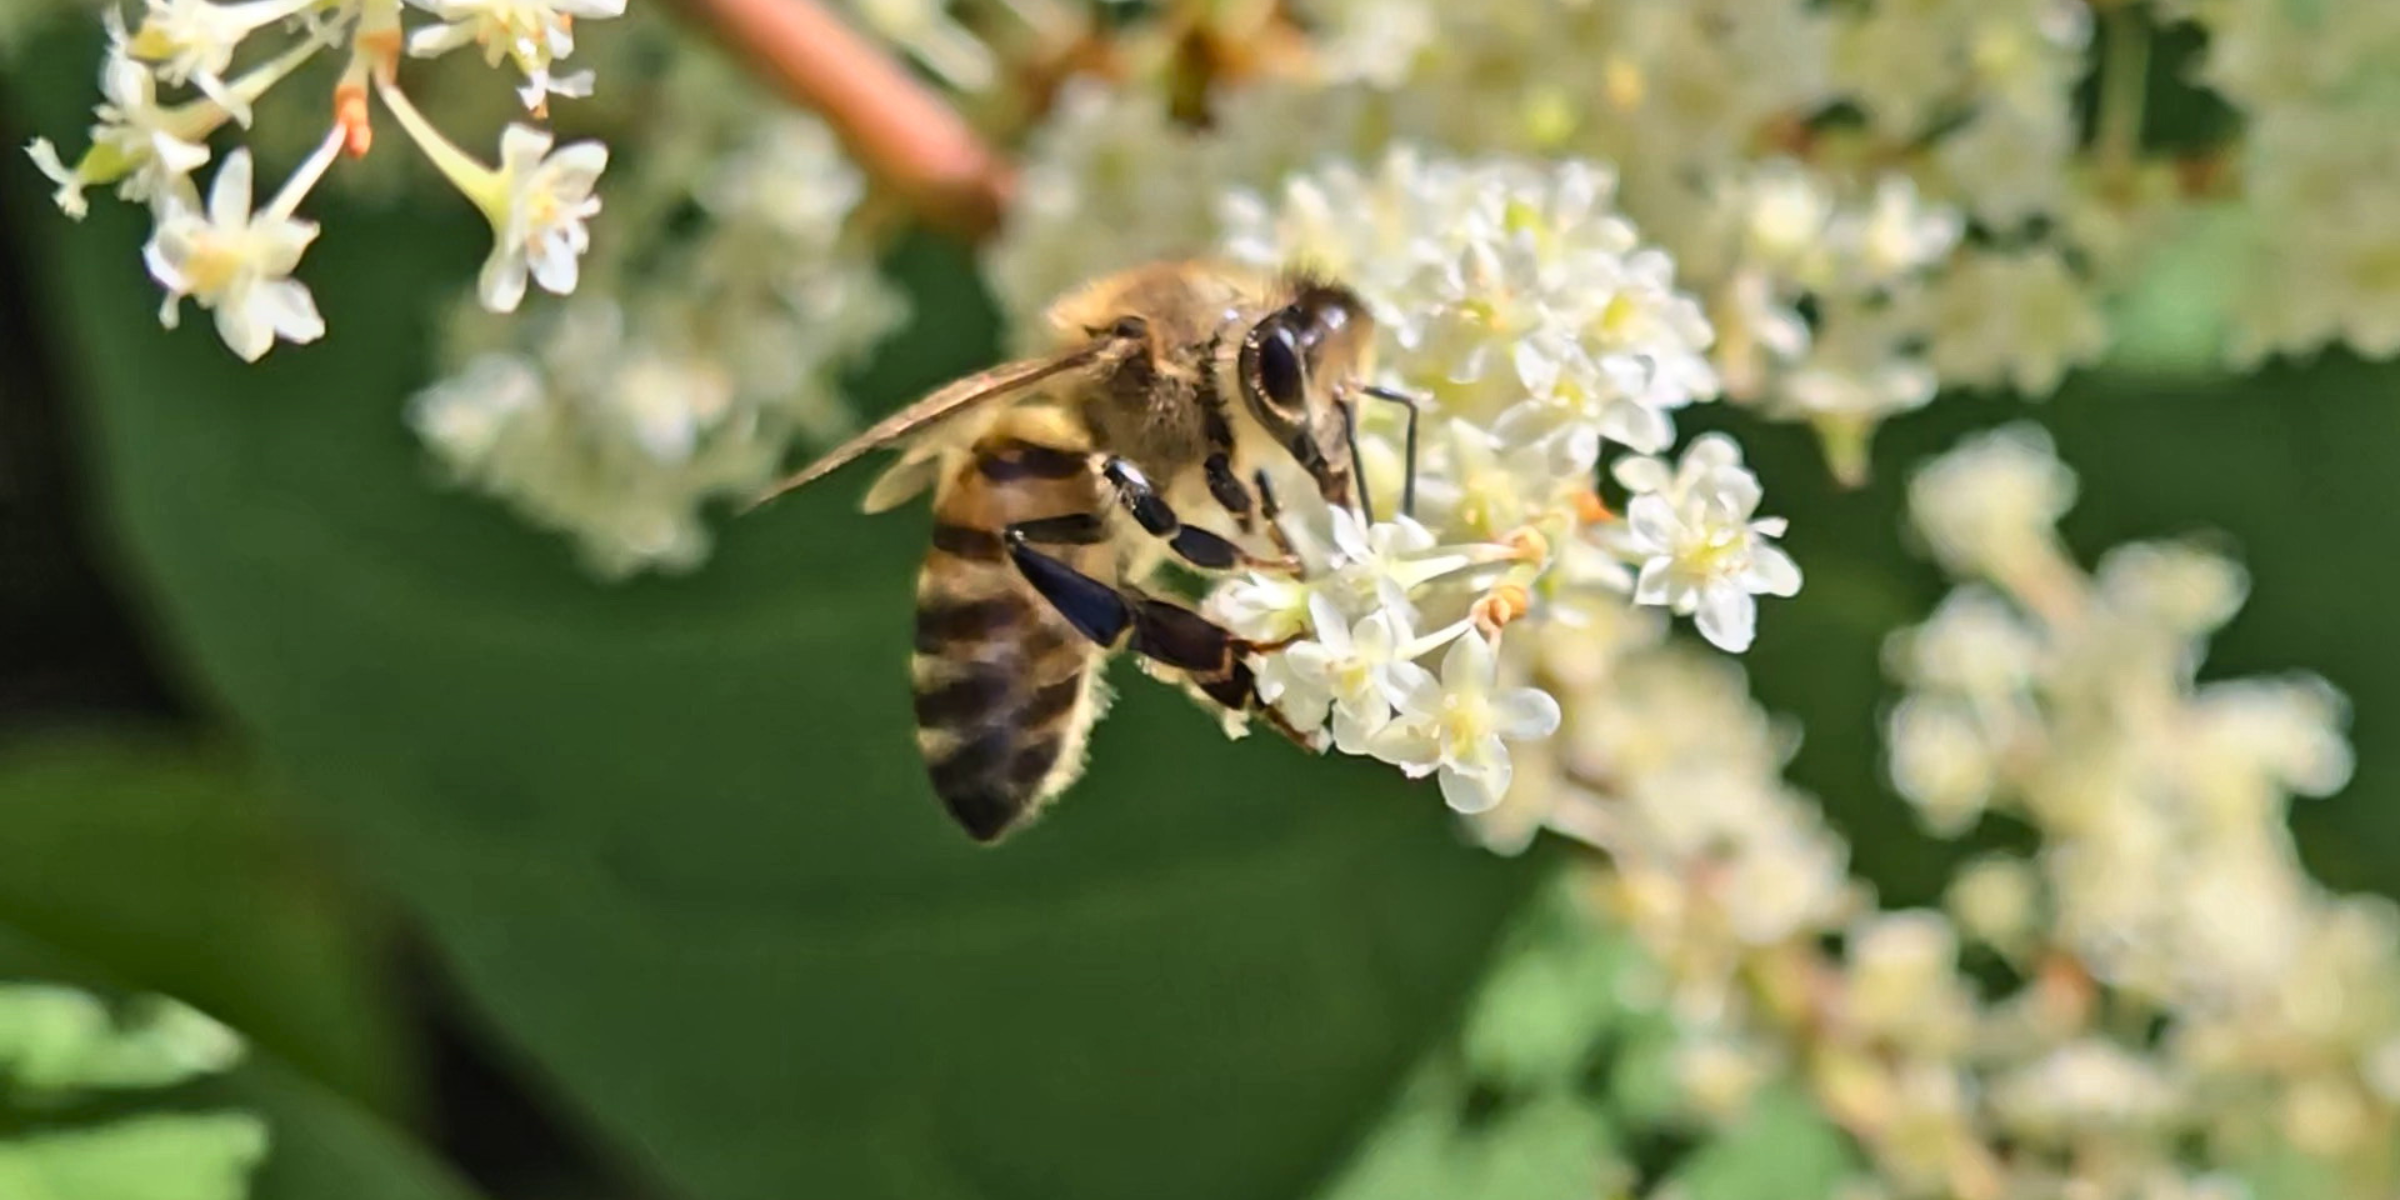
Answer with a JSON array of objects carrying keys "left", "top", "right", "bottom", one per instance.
[{"left": 1236, "top": 280, "right": 1376, "bottom": 503}]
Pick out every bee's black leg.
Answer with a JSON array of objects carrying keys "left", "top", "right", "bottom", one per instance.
[
  {"left": 1205, "top": 452, "right": 1255, "bottom": 534},
  {"left": 1005, "top": 528, "right": 1274, "bottom": 726},
  {"left": 1100, "top": 456, "right": 1289, "bottom": 571}
]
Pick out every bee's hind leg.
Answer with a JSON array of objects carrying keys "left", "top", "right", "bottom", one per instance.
[{"left": 1005, "top": 523, "right": 1271, "bottom": 726}]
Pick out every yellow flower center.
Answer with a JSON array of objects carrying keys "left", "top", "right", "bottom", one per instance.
[{"left": 181, "top": 232, "right": 248, "bottom": 296}]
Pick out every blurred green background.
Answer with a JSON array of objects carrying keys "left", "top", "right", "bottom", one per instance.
[{"left": 3, "top": 16, "right": 2397, "bottom": 1200}]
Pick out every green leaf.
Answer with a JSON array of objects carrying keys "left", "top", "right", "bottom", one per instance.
[
  {"left": 1320, "top": 1081, "right": 1618, "bottom": 1200},
  {"left": 0, "top": 733, "right": 410, "bottom": 1115},
  {"left": 2096, "top": 200, "right": 2249, "bottom": 380},
  {"left": 1457, "top": 879, "right": 1633, "bottom": 1089},
  {"left": 0, "top": 928, "right": 487, "bottom": 1200},
  {"left": 5, "top": 40, "right": 1541, "bottom": 1200},
  {"left": 0, "top": 1113, "right": 269, "bottom": 1200},
  {"left": 1662, "top": 1087, "right": 1854, "bottom": 1200},
  {"left": 1318, "top": 878, "right": 1632, "bottom": 1200},
  {"left": 0, "top": 985, "right": 240, "bottom": 1094}
]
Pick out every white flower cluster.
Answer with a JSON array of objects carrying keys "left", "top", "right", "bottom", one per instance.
[
  {"left": 986, "top": 0, "right": 2141, "bottom": 482},
  {"left": 24, "top": 0, "right": 623, "bottom": 361},
  {"left": 411, "top": 109, "right": 905, "bottom": 575},
  {"left": 2175, "top": 2, "right": 2400, "bottom": 364},
  {"left": 1470, "top": 427, "right": 2393, "bottom": 1200},
  {"left": 1203, "top": 152, "right": 1803, "bottom": 817},
  {"left": 1873, "top": 426, "right": 2399, "bottom": 1185}
]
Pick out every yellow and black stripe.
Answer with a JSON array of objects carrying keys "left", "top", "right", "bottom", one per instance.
[{"left": 909, "top": 409, "right": 1114, "bottom": 841}]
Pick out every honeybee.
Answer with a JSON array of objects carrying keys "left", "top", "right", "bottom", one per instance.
[{"left": 751, "top": 261, "right": 1417, "bottom": 842}]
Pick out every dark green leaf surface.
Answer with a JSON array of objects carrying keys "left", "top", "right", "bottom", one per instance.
[
  {"left": 0, "top": 734, "right": 409, "bottom": 1114},
  {"left": 6, "top": 47, "right": 1540, "bottom": 1200}
]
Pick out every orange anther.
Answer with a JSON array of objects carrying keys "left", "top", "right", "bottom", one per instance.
[
  {"left": 1472, "top": 583, "right": 1530, "bottom": 636},
  {"left": 1503, "top": 527, "right": 1549, "bottom": 562},
  {"left": 1573, "top": 490, "right": 1613, "bottom": 524},
  {"left": 334, "top": 84, "right": 373, "bottom": 156}
]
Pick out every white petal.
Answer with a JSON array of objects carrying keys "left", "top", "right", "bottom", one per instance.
[
  {"left": 1439, "top": 628, "right": 1496, "bottom": 689},
  {"left": 406, "top": 20, "right": 476, "bottom": 57},
  {"left": 1329, "top": 505, "right": 1372, "bottom": 563},
  {"left": 497, "top": 124, "right": 555, "bottom": 176},
  {"left": 213, "top": 295, "right": 274, "bottom": 362},
  {"left": 1625, "top": 493, "right": 1679, "bottom": 551},
  {"left": 255, "top": 278, "right": 324, "bottom": 343},
  {"left": 25, "top": 138, "right": 74, "bottom": 184},
  {"left": 1695, "top": 584, "right": 1759, "bottom": 652},
  {"left": 1377, "top": 658, "right": 1439, "bottom": 712},
  {"left": 530, "top": 238, "right": 581, "bottom": 295},
  {"left": 1492, "top": 686, "right": 1562, "bottom": 739},
  {"left": 208, "top": 148, "right": 253, "bottom": 227},
  {"left": 1702, "top": 465, "right": 1764, "bottom": 520},
  {"left": 541, "top": 141, "right": 610, "bottom": 192},
  {"left": 1685, "top": 432, "right": 1744, "bottom": 472},
  {"left": 1632, "top": 558, "right": 1675, "bottom": 606},
  {"left": 1367, "top": 722, "right": 1441, "bottom": 775},
  {"left": 1598, "top": 396, "right": 1673, "bottom": 454},
  {"left": 1305, "top": 590, "right": 1353, "bottom": 653},
  {"left": 1743, "top": 544, "right": 1803, "bottom": 597},
  {"left": 1329, "top": 705, "right": 1389, "bottom": 756},
  {"left": 1612, "top": 454, "right": 1670, "bottom": 495},
  {"left": 1439, "top": 760, "right": 1508, "bottom": 814},
  {"left": 478, "top": 246, "right": 529, "bottom": 313}
]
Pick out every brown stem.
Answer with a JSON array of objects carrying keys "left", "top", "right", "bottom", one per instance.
[{"left": 669, "top": 0, "right": 1015, "bottom": 240}]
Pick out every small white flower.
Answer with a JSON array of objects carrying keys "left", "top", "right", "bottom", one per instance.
[
  {"left": 1739, "top": 158, "right": 1836, "bottom": 274},
  {"left": 410, "top": 353, "right": 545, "bottom": 468},
  {"left": 1322, "top": 509, "right": 1477, "bottom": 608},
  {"left": 1908, "top": 423, "right": 2077, "bottom": 581},
  {"left": 1885, "top": 697, "right": 1999, "bottom": 836},
  {"left": 1836, "top": 174, "right": 1964, "bottom": 286},
  {"left": 2093, "top": 541, "right": 2248, "bottom": 638},
  {"left": 1258, "top": 592, "right": 1455, "bottom": 749},
  {"left": 1614, "top": 436, "right": 1802, "bottom": 652},
  {"left": 27, "top": 51, "right": 212, "bottom": 218},
  {"left": 1885, "top": 586, "right": 2044, "bottom": 708},
  {"left": 123, "top": 0, "right": 319, "bottom": 122},
  {"left": 1367, "top": 632, "right": 1561, "bottom": 814},
  {"left": 404, "top": 0, "right": 626, "bottom": 112},
  {"left": 1211, "top": 573, "right": 1316, "bottom": 644},
  {"left": 1928, "top": 245, "right": 2108, "bottom": 396},
  {"left": 476, "top": 125, "right": 607, "bottom": 312},
  {"left": 142, "top": 147, "right": 326, "bottom": 361}
]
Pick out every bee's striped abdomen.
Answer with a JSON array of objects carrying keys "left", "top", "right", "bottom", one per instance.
[{"left": 911, "top": 409, "right": 1112, "bottom": 842}]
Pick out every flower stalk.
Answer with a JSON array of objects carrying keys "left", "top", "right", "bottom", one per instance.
[{"left": 663, "top": 0, "right": 1013, "bottom": 239}]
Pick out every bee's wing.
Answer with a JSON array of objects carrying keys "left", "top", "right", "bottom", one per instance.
[{"left": 746, "top": 341, "right": 1112, "bottom": 512}]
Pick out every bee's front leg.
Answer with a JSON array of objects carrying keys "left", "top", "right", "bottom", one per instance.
[{"left": 1101, "top": 457, "right": 1298, "bottom": 574}]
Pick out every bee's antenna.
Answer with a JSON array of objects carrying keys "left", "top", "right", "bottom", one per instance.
[{"left": 1361, "top": 384, "right": 1422, "bottom": 519}]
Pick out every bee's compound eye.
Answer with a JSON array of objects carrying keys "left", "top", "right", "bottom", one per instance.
[
  {"left": 1110, "top": 316, "right": 1148, "bottom": 341},
  {"left": 1257, "top": 323, "right": 1305, "bottom": 410}
]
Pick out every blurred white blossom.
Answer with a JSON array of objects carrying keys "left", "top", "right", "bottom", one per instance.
[{"left": 410, "top": 105, "right": 903, "bottom": 575}]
